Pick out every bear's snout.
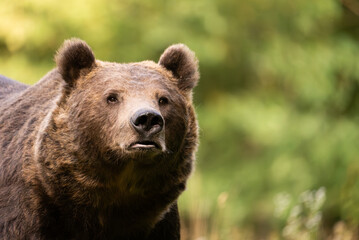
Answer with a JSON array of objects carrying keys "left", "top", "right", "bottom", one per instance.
[{"left": 130, "top": 108, "right": 164, "bottom": 137}]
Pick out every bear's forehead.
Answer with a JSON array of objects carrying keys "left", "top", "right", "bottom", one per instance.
[{"left": 90, "top": 61, "right": 176, "bottom": 90}]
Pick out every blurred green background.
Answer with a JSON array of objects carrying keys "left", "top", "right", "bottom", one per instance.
[{"left": 1, "top": 0, "right": 359, "bottom": 239}]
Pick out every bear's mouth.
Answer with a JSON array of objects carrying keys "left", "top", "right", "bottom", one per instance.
[{"left": 129, "top": 141, "right": 161, "bottom": 150}]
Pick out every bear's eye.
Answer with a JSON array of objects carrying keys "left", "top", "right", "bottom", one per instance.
[
  {"left": 158, "top": 97, "right": 169, "bottom": 105},
  {"left": 107, "top": 95, "right": 118, "bottom": 104}
]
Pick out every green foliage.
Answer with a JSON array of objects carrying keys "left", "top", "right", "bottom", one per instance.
[{"left": 1, "top": 0, "right": 359, "bottom": 238}]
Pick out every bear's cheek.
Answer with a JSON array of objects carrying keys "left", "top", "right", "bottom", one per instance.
[
  {"left": 164, "top": 111, "right": 187, "bottom": 152},
  {"left": 69, "top": 102, "right": 119, "bottom": 150}
]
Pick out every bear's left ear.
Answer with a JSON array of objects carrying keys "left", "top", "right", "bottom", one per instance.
[
  {"left": 55, "top": 38, "right": 96, "bottom": 87},
  {"left": 159, "top": 44, "right": 199, "bottom": 92}
]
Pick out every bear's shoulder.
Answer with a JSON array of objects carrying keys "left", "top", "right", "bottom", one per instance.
[{"left": 0, "top": 75, "right": 28, "bottom": 100}]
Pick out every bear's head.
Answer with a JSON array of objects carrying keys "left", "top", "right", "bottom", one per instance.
[{"left": 51, "top": 39, "right": 199, "bottom": 183}]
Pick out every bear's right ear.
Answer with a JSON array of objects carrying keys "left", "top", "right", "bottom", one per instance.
[{"left": 55, "top": 38, "right": 96, "bottom": 86}]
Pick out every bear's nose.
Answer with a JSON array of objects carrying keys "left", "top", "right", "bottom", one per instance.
[{"left": 131, "top": 109, "right": 164, "bottom": 136}]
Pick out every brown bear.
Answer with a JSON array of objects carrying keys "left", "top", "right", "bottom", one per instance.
[{"left": 0, "top": 39, "right": 199, "bottom": 240}]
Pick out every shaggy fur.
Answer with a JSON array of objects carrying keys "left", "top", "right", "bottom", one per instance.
[{"left": 0, "top": 39, "right": 199, "bottom": 240}]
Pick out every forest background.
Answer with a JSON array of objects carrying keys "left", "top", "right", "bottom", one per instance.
[{"left": 1, "top": 0, "right": 359, "bottom": 239}]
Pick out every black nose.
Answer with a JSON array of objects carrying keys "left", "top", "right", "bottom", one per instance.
[{"left": 131, "top": 109, "right": 164, "bottom": 136}]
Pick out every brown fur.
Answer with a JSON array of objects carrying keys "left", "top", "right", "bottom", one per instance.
[{"left": 0, "top": 39, "right": 199, "bottom": 239}]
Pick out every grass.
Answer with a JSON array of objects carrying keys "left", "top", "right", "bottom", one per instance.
[{"left": 179, "top": 172, "right": 359, "bottom": 240}]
